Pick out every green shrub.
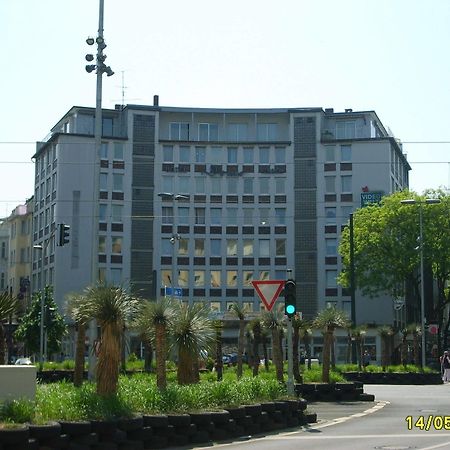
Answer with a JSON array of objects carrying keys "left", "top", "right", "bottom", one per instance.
[{"left": 0, "top": 399, "right": 35, "bottom": 424}]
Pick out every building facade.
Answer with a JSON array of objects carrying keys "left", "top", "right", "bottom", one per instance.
[{"left": 32, "top": 103, "right": 410, "bottom": 334}]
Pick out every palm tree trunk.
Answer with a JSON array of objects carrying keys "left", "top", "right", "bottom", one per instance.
[
  {"left": 401, "top": 335, "right": 408, "bottom": 368},
  {"left": 322, "top": 329, "right": 332, "bottom": 383},
  {"left": 155, "top": 324, "right": 167, "bottom": 390},
  {"left": 252, "top": 333, "right": 260, "bottom": 377},
  {"left": 143, "top": 339, "right": 153, "bottom": 373},
  {"left": 271, "top": 328, "right": 283, "bottom": 382},
  {"left": 192, "top": 358, "right": 200, "bottom": 383},
  {"left": 0, "top": 323, "right": 5, "bottom": 365},
  {"left": 215, "top": 327, "right": 223, "bottom": 381},
  {"left": 293, "top": 325, "right": 301, "bottom": 383},
  {"left": 177, "top": 346, "right": 193, "bottom": 385},
  {"left": 262, "top": 336, "right": 269, "bottom": 371},
  {"left": 73, "top": 322, "right": 86, "bottom": 387},
  {"left": 96, "top": 323, "right": 121, "bottom": 396},
  {"left": 413, "top": 334, "right": 420, "bottom": 366},
  {"left": 331, "top": 335, "right": 336, "bottom": 370},
  {"left": 237, "top": 320, "right": 245, "bottom": 379}
]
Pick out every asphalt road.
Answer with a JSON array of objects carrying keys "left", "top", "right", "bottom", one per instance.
[{"left": 181, "top": 384, "right": 450, "bottom": 450}]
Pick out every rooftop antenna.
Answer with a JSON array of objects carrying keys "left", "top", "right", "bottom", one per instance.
[{"left": 112, "top": 70, "right": 139, "bottom": 107}]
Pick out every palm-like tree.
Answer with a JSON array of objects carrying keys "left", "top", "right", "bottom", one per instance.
[
  {"left": 352, "top": 326, "right": 367, "bottom": 371},
  {"left": 313, "top": 306, "right": 349, "bottom": 383},
  {"left": 378, "top": 325, "right": 393, "bottom": 371},
  {"left": 230, "top": 302, "right": 247, "bottom": 378},
  {"left": 248, "top": 318, "right": 262, "bottom": 377},
  {"left": 262, "top": 307, "right": 284, "bottom": 382},
  {"left": 133, "top": 298, "right": 175, "bottom": 390},
  {"left": 170, "top": 302, "right": 215, "bottom": 385},
  {"left": 291, "top": 314, "right": 303, "bottom": 383},
  {"left": 0, "top": 293, "right": 17, "bottom": 364},
  {"left": 407, "top": 323, "right": 421, "bottom": 367},
  {"left": 299, "top": 322, "right": 313, "bottom": 369},
  {"left": 213, "top": 320, "right": 224, "bottom": 381},
  {"left": 400, "top": 327, "right": 410, "bottom": 368},
  {"left": 71, "top": 284, "right": 141, "bottom": 396},
  {"left": 66, "top": 292, "right": 90, "bottom": 387}
]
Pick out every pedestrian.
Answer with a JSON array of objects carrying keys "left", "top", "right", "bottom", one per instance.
[{"left": 440, "top": 351, "right": 450, "bottom": 382}]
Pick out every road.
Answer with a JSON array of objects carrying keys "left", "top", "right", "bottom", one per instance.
[{"left": 184, "top": 384, "right": 450, "bottom": 450}]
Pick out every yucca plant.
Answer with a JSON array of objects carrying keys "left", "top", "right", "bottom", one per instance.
[
  {"left": 71, "top": 284, "right": 141, "bottom": 396},
  {"left": 170, "top": 302, "right": 215, "bottom": 385},
  {"left": 261, "top": 307, "right": 284, "bottom": 382},
  {"left": 400, "top": 326, "right": 410, "bottom": 368},
  {"left": 313, "top": 306, "right": 349, "bottom": 383},
  {"left": 407, "top": 323, "right": 421, "bottom": 367},
  {"left": 352, "top": 325, "right": 367, "bottom": 371},
  {"left": 229, "top": 302, "right": 248, "bottom": 378},
  {"left": 133, "top": 298, "right": 175, "bottom": 390},
  {"left": 378, "top": 325, "right": 393, "bottom": 371},
  {"left": 247, "top": 318, "right": 262, "bottom": 377},
  {"left": 0, "top": 292, "right": 17, "bottom": 364}
]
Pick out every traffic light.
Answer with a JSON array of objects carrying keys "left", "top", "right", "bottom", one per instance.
[
  {"left": 284, "top": 279, "right": 297, "bottom": 317},
  {"left": 57, "top": 223, "right": 70, "bottom": 246}
]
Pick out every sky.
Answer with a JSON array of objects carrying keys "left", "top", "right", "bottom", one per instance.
[{"left": 1, "top": 0, "right": 449, "bottom": 216}]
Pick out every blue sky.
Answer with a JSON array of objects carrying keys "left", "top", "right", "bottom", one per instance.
[{"left": 1, "top": 0, "right": 449, "bottom": 216}]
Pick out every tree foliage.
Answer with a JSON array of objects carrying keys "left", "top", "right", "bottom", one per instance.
[{"left": 15, "top": 286, "right": 66, "bottom": 356}]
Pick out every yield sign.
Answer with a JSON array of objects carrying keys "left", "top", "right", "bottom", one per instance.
[{"left": 252, "top": 280, "right": 284, "bottom": 311}]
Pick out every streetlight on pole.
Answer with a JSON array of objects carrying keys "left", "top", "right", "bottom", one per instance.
[
  {"left": 401, "top": 198, "right": 441, "bottom": 368},
  {"left": 158, "top": 193, "right": 189, "bottom": 300}
]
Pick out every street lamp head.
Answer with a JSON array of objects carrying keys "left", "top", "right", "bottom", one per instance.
[
  {"left": 86, "top": 36, "right": 95, "bottom": 45},
  {"left": 85, "top": 54, "right": 94, "bottom": 62},
  {"left": 400, "top": 199, "right": 416, "bottom": 205},
  {"left": 85, "top": 64, "right": 96, "bottom": 74},
  {"left": 174, "top": 194, "right": 189, "bottom": 201},
  {"left": 33, "top": 245, "right": 43, "bottom": 250}
]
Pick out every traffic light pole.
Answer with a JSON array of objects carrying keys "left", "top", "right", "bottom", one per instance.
[{"left": 286, "top": 317, "right": 294, "bottom": 397}]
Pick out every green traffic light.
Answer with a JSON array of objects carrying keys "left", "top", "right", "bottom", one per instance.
[{"left": 286, "top": 304, "right": 295, "bottom": 315}]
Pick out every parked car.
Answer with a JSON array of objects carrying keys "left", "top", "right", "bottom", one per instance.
[{"left": 14, "top": 357, "right": 33, "bottom": 365}]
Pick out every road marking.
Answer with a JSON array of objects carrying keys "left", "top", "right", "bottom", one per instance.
[
  {"left": 265, "top": 433, "right": 450, "bottom": 440},
  {"left": 418, "top": 440, "right": 450, "bottom": 450}
]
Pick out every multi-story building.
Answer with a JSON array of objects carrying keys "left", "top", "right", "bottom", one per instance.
[
  {"left": 32, "top": 102, "right": 410, "bottom": 358},
  {"left": 7, "top": 199, "right": 33, "bottom": 306},
  {"left": 0, "top": 219, "right": 8, "bottom": 293}
]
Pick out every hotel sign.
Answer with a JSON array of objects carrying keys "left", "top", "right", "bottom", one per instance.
[{"left": 361, "top": 191, "right": 383, "bottom": 207}]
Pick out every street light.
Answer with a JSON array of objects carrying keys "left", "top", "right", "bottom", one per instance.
[
  {"left": 158, "top": 193, "right": 189, "bottom": 300},
  {"left": 401, "top": 198, "right": 441, "bottom": 367}
]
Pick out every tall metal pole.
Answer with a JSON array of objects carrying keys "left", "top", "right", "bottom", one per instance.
[
  {"left": 286, "top": 318, "right": 294, "bottom": 396},
  {"left": 88, "top": 0, "right": 104, "bottom": 381},
  {"left": 39, "top": 253, "right": 45, "bottom": 369},
  {"left": 349, "top": 213, "right": 357, "bottom": 364},
  {"left": 419, "top": 204, "right": 426, "bottom": 368}
]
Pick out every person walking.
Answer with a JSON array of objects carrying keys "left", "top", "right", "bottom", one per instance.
[{"left": 440, "top": 351, "right": 450, "bottom": 382}]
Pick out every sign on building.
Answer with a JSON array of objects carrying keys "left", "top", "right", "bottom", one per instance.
[{"left": 361, "top": 191, "right": 384, "bottom": 207}]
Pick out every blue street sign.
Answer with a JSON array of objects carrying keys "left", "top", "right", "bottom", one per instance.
[{"left": 165, "top": 287, "right": 183, "bottom": 297}]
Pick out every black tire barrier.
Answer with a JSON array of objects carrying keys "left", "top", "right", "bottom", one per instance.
[
  {"left": 142, "top": 415, "right": 168, "bottom": 428},
  {"left": 342, "top": 371, "right": 442, "bottom": 385},
  {"left": 0, "top": 425, "right": 30, "bottom": 445},
  {"left": 28, "top": 421, "right": 61, "bottom": 440},
  {"left": 167, "top": 414, "right": 190, "bottom": 428}
]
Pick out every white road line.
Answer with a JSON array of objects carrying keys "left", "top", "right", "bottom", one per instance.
[
  {"left": 265, "top": 434, "right": 450, "bottom": 440},
  {"left": 418, "top": 440, "right": 450, "bottom": 450}
]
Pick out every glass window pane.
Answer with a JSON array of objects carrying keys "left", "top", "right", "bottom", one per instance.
[
  {"left": 111, "top": 204, "right": 123, "bottom": 222},
  {"left": 341, "top": 175, "right": 352, "bottom": 192},
  {"left": 325, "top": 207, "right": 336, "bottom": 224},
  {"left": 275, "top": 147, "right": 285, "bottom": 163},
  {"left": 341, "top": 145, "right": 351, "bottom": 162},
  {"left": 227, "top": 239, "right": 237, "bottom": 256},
  {"left": 178, "top": 238, "right": 188, "bottom": 255},
  {"left": 163, "top": 145, "right": 173, "bottom": 162},
  {"left": 112, "top": 236, "right": 122, "bottom": 253},
  {"left": 194, "top": 270, "right": 205, "bottom": 286},
  {"left": 99, "top": 173, "right": 108, "bottom": 190},
  {"left": 227, "top": 147, "right": 237, "bottom": 163},
  {"left": 161, "top": 270, "right": 172, "bottom": 286},
  {"left": 210, "top": 239, "right": 221, "bottom": 256},
  {"left": 227, "top": 178, "right": 238, "bottom": 193},
  {"left": 195, "top": 207, "right": 205, "bottom": 224},
  {"left": 199, "top": 124, "right": 208, "bottom": 141},
  {"left": 162, "top": 239, "right": 172, "bottom": 255},
  {"left": 98, "top": 236, "right": 106, "bottom": 253},
  {"left": 325, "top": 146, "right": 335, "bottom": 162},
  {"left": 113, "top": 143, "right": 123, "bottom": 160},
  {"left": 259, "top": 148, "right": 270, "bottom": 164},
  {"left": 211, "top": 208, "right": 222, "bottom": 225},
  {"left": 259, "top": 239, "right": 270, "bottom": 257},
  {"left": 195, "top": 239, "right": 205, "bottom": 256},
  {"left": 243, "top": 178, "right": 253, "bottom": 194},
  {"left": 99, "top": 204, "right": 107, "bottom": 221},
  {"left": 275, "top": 239, "right": 285, "bottom": 256},
  {"left": 275, "top": 178, "right": 285, "bottom": 194},
  {"left": 178, "top": 207, "right": 189, "bottom": 225},
  {"left": 227, "top": 270, "right": 237, "bottom": 287},
  {"left": 178, "top": 177, "right": 190, "bottom": 193},
  {"left": 325, "top": 176, "right": 336, "bottom": 193},
  {"left": 211, "top": 270, "right": 221, "bottom": 287},
  {"left": 243, "top": 271, "right": 253, "bottom": 286},
  {"left": 162, "top": 176, "right": 173, "bottom": 193},
  {"left": 243, "top": 240, "right": 253, "bottom": 256},
  {"left": 179, "top": 146, "right": 190, "bottom": 162},
  {"left": 260, "top": 178, "right": 269, "bottom": 194},
  {"left": 259, "top": 270, "right": 269, "bottom": 281},
  {"left": 195, "top": 147, "right": 206, "bottom": 162},
  {"left": 178, "top": 270, "right": 189, "bottom": 287},
  {"left": 195, "top": 177, "right": 205, "bottom": 193},
  {"left": 227, "top": 208, "right": 237, "bottom": 225},
  {"left": 243, "top": 148, "right": 253, "bottom": 163},
  {"left": 243, "top": 208, "right": 253, "bottom": 224},
  {"left": 326, "top": 238, "right": 337, "bottom": 255},
  {"left": 211, "top": 178, "right": 221, "bottom": 194},
  {"left": 113, "top": 174, "right": 123, "bottom": 191}
]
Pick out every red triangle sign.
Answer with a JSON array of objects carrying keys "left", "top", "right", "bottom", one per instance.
[{"left": 252, "top": 280, "right": 285, "bottom": 311}]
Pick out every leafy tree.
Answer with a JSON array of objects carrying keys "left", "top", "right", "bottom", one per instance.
[
  {"left": 313, "top": 306, "right": 349, "bottom": 383},
  {"left": 0, "top": 293, "right": 17, "bottom": 364},
  {"left": 71, "top": 284, "right": 141, "bottom": 396},
  {"left": 339, "top": 190, "right": 450, "bottom": 354},
  {"left": 15, "top": 286, "right": 66, "bottom": 359},
  {"left": 230, "top": 302, "right": 247, "bottom": 379}
]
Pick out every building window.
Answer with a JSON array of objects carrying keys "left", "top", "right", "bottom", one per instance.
[
  {"left": 99, "top": 142, "right": 108, "bottom": 159},
  {"left": 195, "top": 239, "right": 204, "bottom": 256},
  {"left": 243, "top": 301, "right": 254, "bottom": 312},
  {"left": 112, "top": 237, "right": 122, "bottom": 254},
  {"left": 260, "top": 208, "right": 270, "bottom": 225},
  {"left": 99, "top": 173, "right": 108, "bottom": 190},
  {"left": 340, "top": 145, "right": 352, "bottom": 162},
  {"left": 325, "top": 238, "right": 337, "bottom": 256},
  {"left": 243, "top": 178, "right": 253, "bottom": 194},
  {"left": 227, "top": 270, "right": 238, "bottom": 287},
  {"left": 275, "top": 239, "right": 286, "bottom": 256},
  {"left": 178, "top": 207, "right": 189, "bottom": 225},
  {"left": 161, "top": 270, "right": 172, "bottom": 286},
  {"left": 259, "top": 239, "right": 270, "bottom": 257},
  {"left": 98, "top": 236, "right": 106, "bottom": 253},
  {"left": 198, "top": 123, "right": 218, "bottom": 141},
  {"left": 170, "top": 123, "right": 189, "bottom": 140},
  {"left": 243, "top": 208, "right": 253, "bottom": 224},
  {"left": 259, "top": 178, "right": 270, "bottom": 194},
  {"left": 210, "top": 178, "right": 221, "bottom": 194},
  {"left": 275, "top": 208, "right": 286, "bottom": 225},
  {"left": 162, "top": 239, "right": 172, "bottom": 255},
  {"left": 243, "top": 271, "right": 253, "bottom": 286},
  {"left": 325, "top": 146, "right": 335, "bottom": 162},
  {"left": 227, "top": 239, "right": 237, "bottom": 256},
  {"left": 275, "top": 178, "right": 285, "bottom": 194},
  {"left": 210, "top": 301, "right": 221, "bottom": 313},
  {"left": 257, "top": 123, "right": 277, "bottom": 141},
  {"left": 163, "top": 145, "right": 174, "bottom": 162},
  {"left": 341, "top": 175, "right": 352, "bottom": 193},
  {"left": 178, "top": 238, "right": 188, "bottom": 255},
  {"left": 162, "top": 207, "right": 173, "bottom": 224},
  {"left": 178, "top": 270, "right": 189, "bottom": 286},
  {"left": 195, "top": 146, "right": 206, "bottom": 163},
  {"left": 259, "top": 270, "right": 269, "bottom": 281},
  {"left": 110, "top": 268, "right": 122, "bottom": 286},
  {"left": 195, "top": 207, "right": 205, "bottom": 225},
  {"left": 227, "top": 147, "right": 238, "bottom": 164},
  {"left": 325, "top": 207, "right": 336, "bottom": 224},
  {"left": 227, "top": 208, "right": 237, "bottom": 225},
  {"left": 179, "top": 146, "right": 190, "bottom": 162},
  {"left": 99, "top": 204, "right": 107, "bottom": 222},
  {"left": 162, "top": 176, "right": 174, "bottom": 193},
  {"left": 111, "top": 204, "right": 123, "bottom": 222},
  {"left": 195, "top": 177, "right": 205, "bottom": 193},
  {"left": 228, "top": 123, "right": 248, "bottom": 141},
  {"left": 275, "top": 147, "right": 286, "bottom": 164},
  {"left": 103, "top": 118, "right": 113, "bottom": 135},
  {"left": 336, "top": 121, "right": 356, "bottom": 139},
  {"left": 210, "top": 239, "right": 221, "bottom": 256},
  {"left": 325, "top": 176, "right": 336, "bottom": 193},
  {"left": 114, "top": 143, "right": 124, "bottom": 160},
  {"left": 227, "top": 178, "right": 238, "bottom": 194},
  {"left": 243, "top": 147, "right": 254, "bottom": 163},
  {"left": 1, "top": 243, "right": 5, "bottom": 259},
  {"left": 194, "top": 270, "right": 205, "bottom": 286},
  {"left": 243, "top": 240, "right": 253, "bottom": 256},
  {"left": 178, "top": 177, "right": 189, "bottom": 193},
  {"left": 211, "top": 270, "right": 221, "bottom": 287},
  {"left": 259, "top": 148, "right": 270, "bottom": 164},
  {"left": 326, "top": 270, "right": 338, "bottom": 288},
  {"left": 210, "top": 208, "right": 222, "bottom": 225}
]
